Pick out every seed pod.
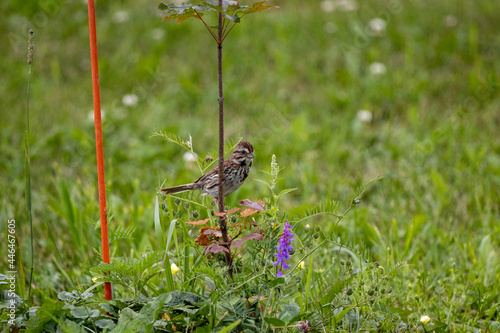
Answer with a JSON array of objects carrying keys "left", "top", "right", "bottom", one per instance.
[{"left": 27, "top": 29, "right": 34, "bottom": 64}]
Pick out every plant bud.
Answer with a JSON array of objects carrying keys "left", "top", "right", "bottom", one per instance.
[{"left": 27, "top": 29, "right": 34, "bottom": 64}]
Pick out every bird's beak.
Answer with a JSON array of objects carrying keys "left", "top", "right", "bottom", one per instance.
[{"left": 248, "top": 152, "right": 255, "bottom": 159}]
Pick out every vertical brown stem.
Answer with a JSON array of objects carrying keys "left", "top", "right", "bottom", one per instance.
[{"left": 217, "top": 0, "right": 233, "bottom": 279}]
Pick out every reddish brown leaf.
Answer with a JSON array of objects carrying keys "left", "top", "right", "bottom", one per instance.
[
  {"left": 185, "top": 218, "right": 209, "bottom": 225},
  {"left": 213, "top": 211, "right": 226, "bottom": 217},
  {"left": 240, "top": 208, "right": 259, "bottom": 217},
  {"left": 231, "top": 239, "right": 245, "bottom": 248},
  {"left": 247, "top": 295, "right": 267, "bottom": 303},
  {"left": 238, "top": 199, "right": 265, "bottom": 211},
  {"left": 205, "top": 243, "right": 230, "bottom": 255},
  {"left": 195, "top": 233, "right": 210, "bottom": 246},
  {"left": 227, "top": 208, "right": 241, "bottom": 214},
  {"left": 242, "top": 232, "right": 264, "bottom": 241},
  {"left": 202, "top": 227, "right": 222, "bottom": 238},
  {"left": 230, "top": 232, "right": 263, "bottom": 248}
]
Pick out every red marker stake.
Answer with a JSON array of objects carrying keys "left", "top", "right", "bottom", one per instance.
[{"left": 87, "top": 0, "right": 112, "bottom": 300}]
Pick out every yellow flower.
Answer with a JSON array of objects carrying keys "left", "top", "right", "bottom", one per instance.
[
  {"left": 298, "top": 261, "right": 305, "bottom": 270},
  {"left": 171, "top": 263, "right": 180, "bottom": 275},
  {"left": 420, "top": 315, "right": 430, "bottom": 324}
]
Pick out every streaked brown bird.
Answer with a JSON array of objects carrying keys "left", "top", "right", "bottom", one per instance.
[{"left": 161, "top": 141, "right": 255, "bottom": 198}]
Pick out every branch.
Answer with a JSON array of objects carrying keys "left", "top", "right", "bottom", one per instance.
[{"left": 194, "top": 9, "right": 219, "bottom": 42}]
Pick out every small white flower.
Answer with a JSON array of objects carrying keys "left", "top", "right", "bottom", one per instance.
[
  {"left": 183, "top": 152, "right": 198, "bottom": 162},
  {"left": 336, "top": 0, "right": 358, "bottom": 12},
  {"left": 87, "top": 109, "right": 106, "bottom": 123},
  {"left": 320, "top": 1, "right": 335, "bottom": 13},
  {"left": 151, "top": 28, "right": 165, "bottom": 41},
  {"left": 112, "top": 11, "right": 130, "bottom": 23},
  {"left": 324, "top": 22, "right": 337, "bottom": 34},
  {"left": 298, "top": 261, "right": 305, "bottom": 270},
  {"left": 369, "top": 62, "right": 387, "bottom": 75},
  {"left": 171, "top": 263, "right": 180, "bottom": 275},
  {"left": 122, "top": 94, "right": 138, "bottom": 107},
  {"left": 185, "top": 135, "right": 192, "bottom": 149},
  {"left": 368, "top": 18, "right": 386, "bottom": 34},
  {"left": 356, "top": 110, "right": 373, "bottom": 123},
  {"left": 443, "top": 15, "right": 457, "bottom": 27},
  {"left": 305, "top": 224, "right": 310, "bottom": 229},
  {"left": 420, "top": 315, "right": 430, "bottom": 324}
]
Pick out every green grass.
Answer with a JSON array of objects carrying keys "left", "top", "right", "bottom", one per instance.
[{"left": 1, "top": 0, "right": 500, "bottom": 331}]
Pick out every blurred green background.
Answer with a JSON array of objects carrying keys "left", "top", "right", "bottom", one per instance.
[{"left": 1, "top": 0, "right": 500, "bottom": 326}]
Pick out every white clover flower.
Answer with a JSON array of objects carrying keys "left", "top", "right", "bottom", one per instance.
[
  {"left": 420, "top": 315, "right": 430, "bottom": 324},
  {"left": 320, "top": 1, "right": 335, "bottom": 13},
  {"left": 320, "top": 0, "right": 358, "bottom": 13},
  {"left": 87, "top": 109, "right": 106, "bottom": 123},
  {"left": 356, "top": 110, "right": 373, "bottom": 123},
  {"left": 171, "top": 263, "right": 180, "bottom": 275},
  {"left": 112, "top": 11, "right": 130, "bottom": 23},
  {"left": 183, "top": 151, "right": 198, "bottom": 162},
  {"left": 324, "top": 22, "right": 337, "bottom": 34},
  {"left": 368, "top": 18, "right": 386, "bottom": 34},
  {"left": 151, "top": 28, "right": 165, "bottom": 41},
  {"left": 369, "top": 62, "right": 386, "bottom": 75},
  {"left": 122, "top": 94, "right": 138, "bottom": 107},
  {"left": 336, "top": 0, "right": 358, "bottom": 12},
  {"left": 443, "top": 15, "right": 457, "bottom": 27}
]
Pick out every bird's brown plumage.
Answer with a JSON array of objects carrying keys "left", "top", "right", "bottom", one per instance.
[{"left": 161, "top": 141, "right": 255, "bottom": 198}]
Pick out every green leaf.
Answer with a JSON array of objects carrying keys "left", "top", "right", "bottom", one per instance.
[
  {"left": 264, "top": 317, "right": 286, "bottom": 327},
  {"left": 240, "top": 1, "right": 279, "bottom": 15},
  {"left": 218, "top": 320, "right": 241, "bottom": 333},
  {"left": 95, "top": 318, "right": 116, "bottom": 330},
  {"left": 334, "top": 305, "right": 355, "bottom": 323},
  {"left": 165, "top": 218, "right": 177, "bottom": 251},
  {"left": 58, "top": 291, "right": 77, "bottom": 302},
  {"left": 225, "top": 14, "right": 240, "bottom": 23},
  {"left": 154, "top": 195, "right": 165, "bottom": 250},
  {"left": 163, "top": 290, "right": 206, "bottom": 307},
  {"left": 277, "top": 187, "right": 297, "bottom": 198},
  {"left": 268, "top": 277, "right": 285, "bottom": 287},
  {"left": 158, "top": 3, "right": 211, "bottom": 24},
  {"left": 423, "top": 320, "right": 448, "bottom": 332},
  {"left": 69, "top": 306, "right": 97, "bottom": 319},
  {"left": 279, "top": 303, "right": 300, "bottom": 325}
]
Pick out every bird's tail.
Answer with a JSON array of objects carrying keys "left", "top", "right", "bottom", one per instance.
[{"left": 161, "top": 183, "right": 198, "bottom": 195}]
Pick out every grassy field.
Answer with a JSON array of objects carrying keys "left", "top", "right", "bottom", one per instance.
[{"left": 1, "top": 0, "right": 500, "bottom": 331}]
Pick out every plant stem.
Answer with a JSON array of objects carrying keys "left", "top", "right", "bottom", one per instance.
[
  {"left": 26, "top": 29, "right": 34, "bottom": 303},
  {"left": 217, "top": 0, "right": 233, "bottom": 280}
]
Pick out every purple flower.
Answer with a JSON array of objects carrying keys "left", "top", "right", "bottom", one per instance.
[
  {"left": 298, "top": 320, "right": 310, "bottom": 332},
  {"left": 273, "top": 220, "right": 294, "bottom": 277}
]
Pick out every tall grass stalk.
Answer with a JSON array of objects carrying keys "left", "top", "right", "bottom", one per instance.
[{"left": 26, "top": 28, "right": 35, "bottom": 303}]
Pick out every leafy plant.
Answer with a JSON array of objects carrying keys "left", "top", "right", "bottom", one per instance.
[{"left": 158, "top": 0, "right": 278, "bottom": 280}]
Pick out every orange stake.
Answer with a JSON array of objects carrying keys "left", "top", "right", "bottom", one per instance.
[{"left": 87, "top": 0, "right": 112, "bottom": 300}]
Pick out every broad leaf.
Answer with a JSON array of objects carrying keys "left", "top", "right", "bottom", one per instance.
[
  {"left": 231, "top": 232, "right": 263, "bottom": 248},
  {"left": 279, "top": 303, "right": 300, "bottom": 325},
  {"left": 264, "top": 317, "right": 286, "bottom": 327},
  {"left": 239, "top": 199, "right": 265, "bottom": 211},
  {"left": 185, "top": 218, "right": 210, "bottom": 225},
  {"left": 205, "top": 243, "right": 230, "bottom": 254}
]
